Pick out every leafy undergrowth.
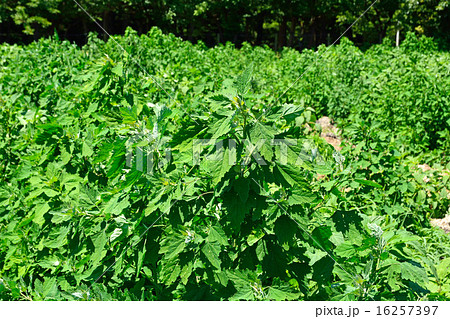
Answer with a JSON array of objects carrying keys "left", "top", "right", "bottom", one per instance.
[{"left": 0, "top": 28, "right": 449, "bottom": 300}]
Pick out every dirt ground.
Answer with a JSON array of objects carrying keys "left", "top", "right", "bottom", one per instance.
[
  {"left": 430, "top": 216, "right": 450, "bottom": 233},
  {"left": 316, "top": 116, "right": 342, "bottom": 151}
]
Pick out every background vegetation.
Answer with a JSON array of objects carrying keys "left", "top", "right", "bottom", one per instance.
[{"left": 1, "top": 0, "right": 449, "bottom": 48}]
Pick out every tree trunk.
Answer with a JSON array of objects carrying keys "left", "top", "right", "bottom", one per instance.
[
  {"left": 255, "top": 12, "right": 265, "bottom": 45},
  {"left": 102, "top": 10, "right": 111, "bottom": 41},
  {"left": 82, "top": 18, "right": 88, "bottom": 35},
  {"left": 288, "top": 16, "right": 297, "bottom": 47},
  {"left": 81, "top": 18, "right": 88, "bottom": 43},
  {"left": 244, "top": 18, "right": 250, "bottom": 42},
  {"left": 378, "top": 25, "right": 388, "bottom": 43},
  {"left": 187, "top": 22, "right": 194, "bottom": 42},
  {"left": 308, "top": 17, "right": 316, "bottom": 47},
  {"left": 278, "top": 15, "right": 287, "bottom": 48}
]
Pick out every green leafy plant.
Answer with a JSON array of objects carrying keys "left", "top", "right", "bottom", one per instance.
[{"left": 0, "top": 28, "right": 449, "bottom": 301}]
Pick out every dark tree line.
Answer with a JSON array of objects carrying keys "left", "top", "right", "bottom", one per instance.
[{"left": 1, "top": 0, "right": 449, "bottom": 48}]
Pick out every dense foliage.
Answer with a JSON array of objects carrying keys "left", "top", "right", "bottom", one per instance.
[
  {"left": 0, "top": 28, "right": 449, "bottom": 300},
  {"left": 1, "top": 0, "right": 449, "bottom": 48}
]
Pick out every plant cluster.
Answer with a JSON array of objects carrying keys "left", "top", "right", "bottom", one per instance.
[{"left": 0, "top": 28, "right": 449, "bottom": 300}]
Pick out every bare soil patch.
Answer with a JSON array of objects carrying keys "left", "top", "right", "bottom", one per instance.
[
  {"left": 316, "top": 116, "right": 342, "bottom": 151},
  {"left": 431, "top": 216, "right": 450, "bottom": 233}
]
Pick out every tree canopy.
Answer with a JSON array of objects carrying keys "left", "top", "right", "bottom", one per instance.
[{"left": 0, "top": 1, "right": 449, "bottom": 48}]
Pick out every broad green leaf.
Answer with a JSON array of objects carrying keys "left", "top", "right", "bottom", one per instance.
[
  {"left": 43, "top": 226, "right": 70, "bottom": 248},
  {"left": 136, "top": 239, "right": 147, "bottom": 279},
  {"left": 236, "top": 63, "right": 253, "bottom": 95},
  {"left": 82, "top": 141, "right": 94, "bottom": 157},
  {"left": 305, "top": 249, "right": 327, "bottom": 266},
  {"left": 266, "top": 284, "right": 301, "bottom": 300},
  {"left": 288, "top": 188, "right": 317, "bottom": 206},
  {"left": 33, "top": 203, "right": 50, "bottom": 227},
  {"left": 276, "top": 164, "right": 308, "bottom": 187},
  {"left": 249, "top": 122, "right": 277, "bottom": 161},
  {"left": 256, "top": 239, "right": 268, "bottom": 261},
  {"left": 43, "top": 188, "right": 59, "bottom": 197},
  {"left": 210, "top": 116, "right": 233, "bottom": 140},
  {"left": 202, "top": 242, "right": 221, "bottom": 269},
  {"left": 167, "top": 264, "right": 181, "bottom": 285},
  {"left": 386, "top": 263, "right": 402, "bottom": 291},
  {"left": 179, "top": 260, "right": 193, "bottom": 285},
  {"left": 38, "top": 256, "right": 60, "bottom": 269},
  {"left": 110, "top": 228, "right": 123, "bottom": 242},
  {"left": 208, "top": 225, "right": 228, "bottom": 246},
  {"left": 279, "top": 103, "right": 304, "bottom": 122},
  {"left": 401, "top": 262, "right": 428, "bottom": 285},
  {"left": 42, "top": 277, "right": 58, "bottom": 299},
  {"left": 354, "top": 179, "right": 383, "bottom": 189},
  {"left": 233, "top": 177, "right": 250, "bottom": 202},
  {"left": 335, "top": 243, "right": 356, "bottom": 258},
  {"left": 103, "top": 194, "right": 130, "bottom": 216},
  {"left": 416, "top": 190, "right": 426, "bottom": 204},
  {"left": 274, "top": 215, "right": 297, "bottom": 245},
  {"left": 247, "top": 229, "right": 265, "bottom": 246},
  {"left": 111, "top": 62, "right": 123, "bottom": 77},
  {"left": 223, "top": 194, "right": 250, "bottom": 231},
  {"left": 202, "top": 147, "right": 233, "bottom": 185},
  {"left": 91, "top": 230, "right": 107, "bottom": 267},
  {"left": 227, "top": 270, "right": 257, "bottom": 301},
  {"left": 159, "top": 232, "right": 186, "bottom": 261}
]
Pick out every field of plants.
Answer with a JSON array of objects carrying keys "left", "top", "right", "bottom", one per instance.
[{"left": 0, "top": 28, "right": 449, "bottom": 301}]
